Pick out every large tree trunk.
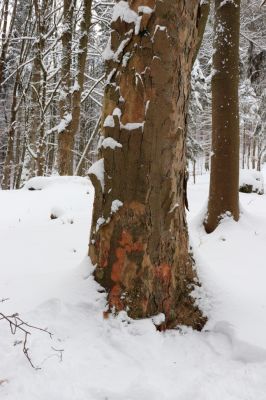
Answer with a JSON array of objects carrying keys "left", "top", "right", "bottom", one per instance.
[
  {"left": 204, "top": 0, "right": 240, "bottom": 233},
  {"left": 89, "top": 0, "right": 206, "bottom": 329}
]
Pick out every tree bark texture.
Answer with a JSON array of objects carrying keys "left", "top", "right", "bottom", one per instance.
[
  {"left": 57, "top": 0, "right": 74, "bottom": 175},
  {"left": 193, "top": 0, "right": 210, "bottom": 65},
  {"left": 71, "top": 0, "right": 92, "bottom": 155},
  {"left": 205, "top": 0, "right": 240, "bottom": 233},
  {"left": 23, "top": 0, "right": 48, "bottom": 179},
  {"left": 58, "top": 0, "right": 92, "bottom": 176},
  {"left": 89, "top": 0, "right": 206, "bottom": 329}
]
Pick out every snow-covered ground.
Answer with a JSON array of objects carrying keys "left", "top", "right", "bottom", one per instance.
[{"left": 1, "top": 171, "right": 266, "bottom": 399}]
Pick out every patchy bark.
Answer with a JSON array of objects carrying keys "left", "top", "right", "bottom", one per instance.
[
  {"left": 204, "top": 0, "right": 240, "bottom": 233},
  {"left": 89, "top": 0, "right": 206, "bottom": 329}
]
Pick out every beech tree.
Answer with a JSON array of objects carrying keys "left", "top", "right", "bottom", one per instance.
[
  {"left": 204, "top": 0, "right": 241, "bottom": 233},
  {"left": 89, "top": 0, "right": 206, "bottom": 329}
]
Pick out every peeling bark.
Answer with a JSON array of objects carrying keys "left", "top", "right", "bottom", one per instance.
[{"left": 89, "top": 0, "right": 206, "bottom": 329}]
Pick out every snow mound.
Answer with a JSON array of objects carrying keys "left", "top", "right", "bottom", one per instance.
[
  {"left": 239, "top": 169, "right": 264, "bottom": 194},
  {"left": 1, "top": 171, "right": 266, "bottom": 399},
  {"left": 23, "top": 176, "right": 90, "bottom": 191}
]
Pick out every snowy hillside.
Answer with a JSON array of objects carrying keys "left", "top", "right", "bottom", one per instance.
[{"left": 1, "top": 173, "right": 266, "bottom": 400}]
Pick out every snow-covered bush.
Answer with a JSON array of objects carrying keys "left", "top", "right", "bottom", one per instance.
[{"left": 239, "top": 169, "right": 264, "bottom": 194}]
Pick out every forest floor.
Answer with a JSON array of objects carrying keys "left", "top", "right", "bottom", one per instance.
[{"left": 1, "top": 171, "right": 266, "bottom": 399}]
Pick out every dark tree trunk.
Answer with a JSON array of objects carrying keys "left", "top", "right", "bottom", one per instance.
[
  {"left": 57, "top": 0, "right": 74, "bottom": 175},
  {"left": 193, "top": 0, "right": 210, "bottom": 65},
  {"left": 205, "top": 0, "right": 240, "bottom": 233},
  {"left": 89, "top": 0, "right": 206, "bottom": 329},
  {"left": 242, "top": 128, "right": 246, "bottom": 169},
  {"left": 57, "top": 0, "right": 92, "bottom": 175},
  {"left": 252, "top": 137, "right": 256, "bottom": 170},
  {"left": 247, "top": 137, "right": 251, "bottom": 169}
]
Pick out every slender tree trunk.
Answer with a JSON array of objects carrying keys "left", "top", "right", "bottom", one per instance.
[
  {"left": 24, "top": 0, "right": 50, "bottom": 178},
  {"left": 1, "top": 77, "right": 18, "bottom": 189},
  {"left": 252, "top": 136, "right": 256, "bottom": 169},
  {"left": 193, "top": 0, "right": 210, "bottom": 65},
  {"left": 24, "top": 56, "right": 40, "bottom": 178},
  {"left": 89, "top": 0, "right": 206, "bottom": 329},
  {"left": 1, "top": 5, "right": 30, "bottom": 189},
  {"left": 205, "top": 150, "right": 210, "bottom": 172},
  {"left": 57, "top": 0, "right": 74, "bottom": 175},
  {"left": 0, "top": 0, "right": 17, "bottom": 87},
  {"left": 242, "top": 127, "right": 246, "bottom": 169},
  {"left": 36, "top": 53, "right": 47, "bottom": 176},
  {"left": 71, "top": 0, "right": 92, "bottom": 150},
  {"left": 58, "top": 0, "right": 92, "bottom": 176},
  {"left": 15, "top": 132, "right": 27, "bottom": 189},
  {"left": 0, "top": 0, "right": 9, "bottom": 88},
  {"left": 247, "top": 136, "right": 251, "bottom": 169},
  {"left": 204, "top": 0, "right": 240, "bottom": 233},
  {"left": 257, "top": 142, "right": 262, "bottom": 172}
]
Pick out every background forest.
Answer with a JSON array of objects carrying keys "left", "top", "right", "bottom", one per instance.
[{"left": 0, "top": 0, "right": 265, "bottom": 188}]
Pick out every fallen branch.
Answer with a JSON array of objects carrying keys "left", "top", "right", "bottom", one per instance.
[{"left": 0, "top": 310, "right": 52, "bottom": 369}]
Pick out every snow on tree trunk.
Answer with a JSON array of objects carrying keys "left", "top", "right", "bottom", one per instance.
[
  {"left": 57, "top": 0, "right": 92, "bottom": 176},
  {"left": 205, "top": 0, "right": 240, "bottom": 233},
  {"left": 89, "top": 0, "right": 206, "bottom": 329},
  {"left": 71, "top": 0, "right": 92, "bottom": 155},
  {"left": 57, "top": 0, "right": 74, "bottom": 176}
]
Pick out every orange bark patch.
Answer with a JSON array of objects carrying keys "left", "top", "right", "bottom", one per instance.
[
  {"left": 111, "top": 247, "right": 126, "bottom": 282},
  {"left": 155, "top": 263, "right": 172, "bottom": 283},
  {"left": 119, "top": 229, "right": 144, "bottom": 253},
  {"left": 103, "top": 311, "right": 109, "bottom": 319},
  {"left": 163, "top": 298, "right": 171, "bottom": 320},
  {"left": 111, "top": 230, "right": 144, "bottom": 284},
  {"left": 109, "top": 284, "right": 123, "bottom": 310}
]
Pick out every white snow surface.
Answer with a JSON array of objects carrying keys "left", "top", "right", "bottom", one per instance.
[
  {"left": 1, "top": 172, "right": 266, "bottom": 399},
  {"left": 101, "top": 137, "right": 122, "bottom": 150},
  {"left": 111, "top": 199, "right": 123, "bottom": 213},
  {"left": 239, "top": 169, "right": 264, "bottom": 193},
  {"left": 103, "top": 115, "right": 115, "bottom": 128},
  {"left": 112, "top": 1, "right": 138, "bottom": 24},
  {"left": 88, "top": 158, "right": 104, "bottom": 191}
]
